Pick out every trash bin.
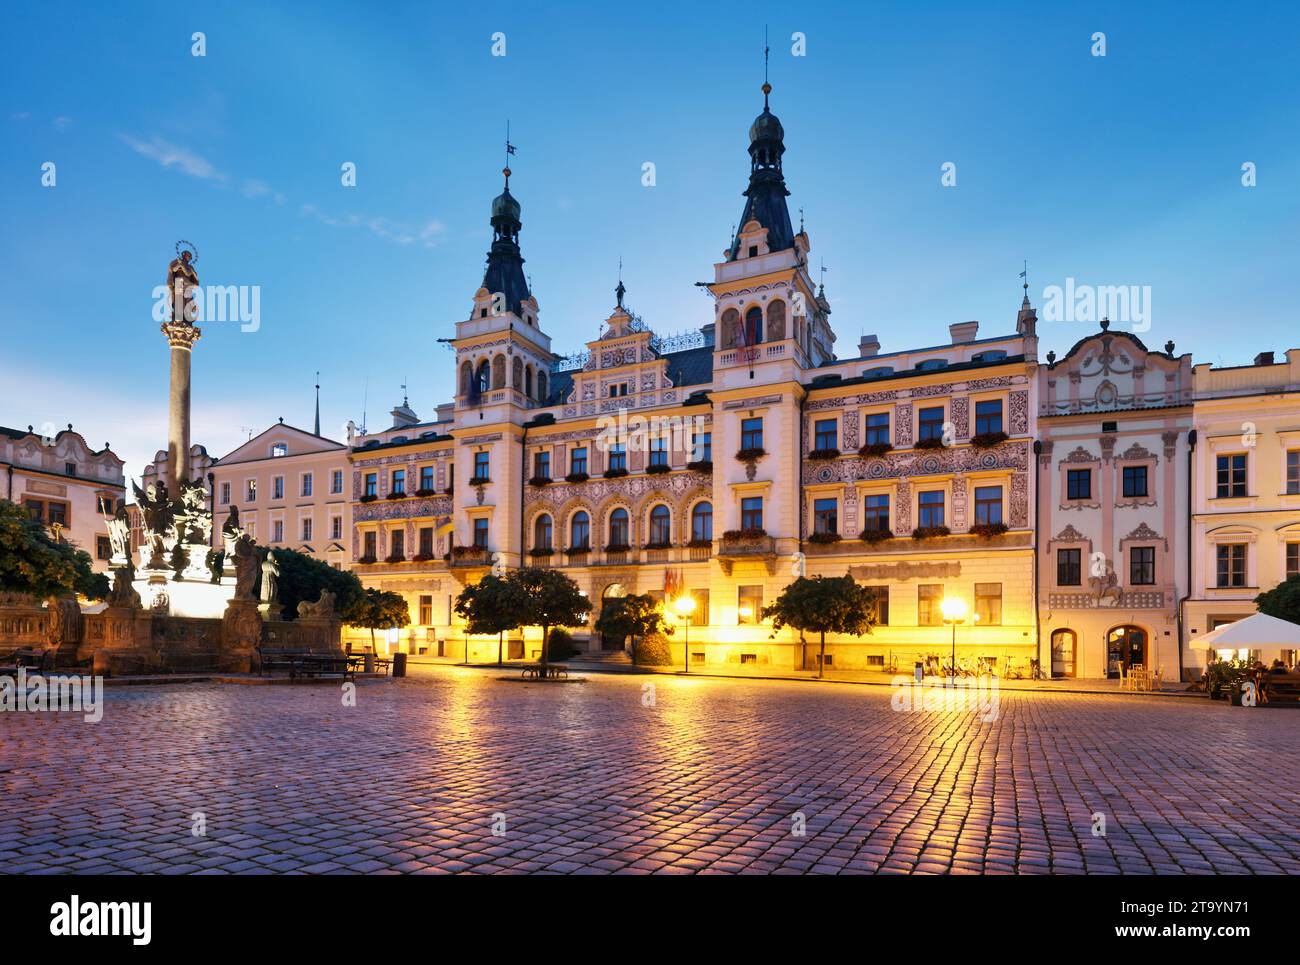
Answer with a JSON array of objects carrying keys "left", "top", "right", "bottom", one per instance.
[
  {"left": 914, "top": 661, "right": 924, "bottom": 683},
  {"left": 393, "top": 652, "right": 407, "bottom": 678}
]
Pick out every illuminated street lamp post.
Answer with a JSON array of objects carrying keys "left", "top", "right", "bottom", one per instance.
[
  {"left": 940, "top": 596, "right": 975, "bottom": 676},
  {"left": 675, "top": 595, "right": 696, "bottom": 674}
]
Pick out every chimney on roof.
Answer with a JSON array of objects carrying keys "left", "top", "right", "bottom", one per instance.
[
  {"left": 949, "top": 321, "right": 979, "bottom": 344},
  {"left": 859, "top": 334, "right": 880, "bottom": 358},
  {"left": 1255, "top": 351, "right": 1276, "bottom": 366}
]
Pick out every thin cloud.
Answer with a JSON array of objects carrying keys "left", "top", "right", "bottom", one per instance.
[{"left": 118, "top": 134, "right": 227, "bottom": 182}]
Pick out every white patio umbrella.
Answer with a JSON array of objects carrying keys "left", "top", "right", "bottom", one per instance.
[{"left": 1190, "top": 612, "right": 1300, "bottom": 660}]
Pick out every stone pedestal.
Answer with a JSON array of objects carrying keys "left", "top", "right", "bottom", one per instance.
[
  {"left": 221, "top": 599, "right": 262, "bottom": 673},
  {"left": 258, "top": 602, "right": 285, "bottom": 622}
]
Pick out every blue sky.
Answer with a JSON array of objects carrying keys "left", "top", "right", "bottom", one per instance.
[{"left": 3, "top": 0, "right": 1298, "bottom": 478}]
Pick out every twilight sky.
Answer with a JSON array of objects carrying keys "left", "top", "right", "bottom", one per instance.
[{"left": 2, "top": 0, "right": 1298, "bottom": 480}]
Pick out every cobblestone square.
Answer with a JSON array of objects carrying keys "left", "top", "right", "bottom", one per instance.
[{"left": 2, "top": 668, "right": 1298, "bottom": 874}]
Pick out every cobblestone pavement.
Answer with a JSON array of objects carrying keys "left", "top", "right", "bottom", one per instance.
[{"left": 2, "top": 667, "right": 1298, "bottom": 874}]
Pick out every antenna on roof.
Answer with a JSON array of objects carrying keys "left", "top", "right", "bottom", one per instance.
[{"left": 361, "top": 377, "right": 368, "bottom": 436}]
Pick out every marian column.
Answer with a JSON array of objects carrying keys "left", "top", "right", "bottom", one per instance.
[{"left": 161, "top": 246, "right": 201, "bottom": 493}]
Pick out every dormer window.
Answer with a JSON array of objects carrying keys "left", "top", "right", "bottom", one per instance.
[
  {"left": 271, "top": 443, "right": 288, "bottom": 458},
  {"left": 480, "top": 308, "right": 488, "bottom": 318},
  {"left": 748, "top": 245, "right": 758, "bottom": 258},
  {"left": 916, "top": 359, "right": 948, "bottom": 372},
  {"left": 972, "top": 350, "right": 1007, "bottom": 363},
  {"left": 863, "top": 366, "right": 894, "bottom": 380}
]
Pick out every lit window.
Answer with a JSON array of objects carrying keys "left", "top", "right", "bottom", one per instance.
[
  {"left": 740, "top": 497, "right": 763, "bottom": 531},
  {"left": 918, "top": 491, "right": 945, "bottom": 528},
  {"left": 975, "top": 583, "right": 1002, "bottom": 625},
  {"left": 973, "top": 486, "right": 1002, "bottom": 525},
  {"left": 1216, "top": 454, "right": 1247, "bottom": 498},
  {"left": 813, "top": 498, "right": 837, "bottom": 535}
]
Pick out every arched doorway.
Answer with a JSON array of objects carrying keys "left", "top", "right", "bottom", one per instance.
[
  {"left": 1106, "top": 625, "right": 1147, "bottom": 678},
  {"left": 599, "top": 583, "right": 628, "bottom": 651},
  {"left": 1050, "top": 629, "right": 1077, "bottom": 678}
]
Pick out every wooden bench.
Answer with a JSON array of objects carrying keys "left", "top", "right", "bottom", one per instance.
[
  {"left": 256, "top": 647, "right": 311, "bottom": 677},
  {"left": 1263, "top": 672, "right": 1300, "bottom": 705},
  {"left": 344, "top": 645, "right": 391, "bottom": 675},
  {"left": 296, "top": 653, "right": 355, "bottom": 681}
]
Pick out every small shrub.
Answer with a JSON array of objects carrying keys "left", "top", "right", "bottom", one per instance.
[
  {"left": 808, "top": 532, "right": 841, "bottom": 544},
  {"left": 913, "top": 437, "right": 945, "bottom": 450},
  {"left": 565, "top": 472, "right": 590, "bottom": 483},
  {"left": 645, "top": 463, "right": 671, "bottom": 475},
  {"left": 686, "top": 459, "right": 713, "bottom": 473},
  {"left": 859, "top": 527, "right": 894, "bottom": 544},
  {"left": 528, "top": 476, "right": 552, "bottom": 487},
  {"left": 911, "top": 525, "right": 951, "bottom": 539},
  {"left": 808, "top": 448, "right": 840, "bottom": 460},
  {"left": 637, "top": 632, "right": 674, "bottom": 667},
  {"left": 603, "top": 467, "right": 629, "bottom": 479},
  {"left": 735, "top": 447, "right": 767, "bottom": 462},
  {"left": 969, "top": 522, "right": 1008, "bottom": 539},
  {"left": 970, "top": 431, "right": 1009, "bottom": 449},
  {"left": 545, "top": 627, "right": 580, "bottom": 662},
  {"left": 858, "top": 442, "right": 893, "bottom": 458}
]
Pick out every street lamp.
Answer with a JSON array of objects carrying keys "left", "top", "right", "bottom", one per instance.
[
  {"left": 940, "top": 596, "right": 968, "bottom": 676},
  {"left": 674, "top": 595, "right": 696, "bottom": 673}
]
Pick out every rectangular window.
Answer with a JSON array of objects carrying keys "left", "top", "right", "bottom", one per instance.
[
  {"left": 1066, "top": 469, "right": 1092, "bottom": 501},
  {"left": 331, "top": 516, "right": 342, "bottom": 540},
  {"left": 1129, "top": 546, "right": 1155, "bottom": 585},
  {"left": 917, "top": 585, "right": 943, "bottom": 626},
  {"left": 331, "top": 470, "right": 344, "bottom": 494},
  {"left": 363, "top": 531, "right": 377, "bottom": 559},
  {"left": 740, "top": 417, "right": 764, "bottom": 451},
  {"left": 418, "top": 595, "right": 433, "bottom": 626},
  {"left": 220, "top": 482, "right": 231, "bottom": 505},
  {"left": 917, "top": 406, "right": 945, "bottom": 442},
  {"left": 864, "top": 586, "right": 889, "bottom": 626},
  {"left": 96, "top": 536, "right": 112, "bottom": 561},
  {"left": 1216, "top": 453, "right": 1247, "bottom": 498},
  {"left": 1122, "top": 465, "right": 1148, "bottom": 499},
  {"left": 419, "top": 527, "right": 434, "bottom": 557},
  {"left": 1288, "top": 450, "right": 1300, "bottom": 495},
  {"left": 1216, "top": 544, "right": 1247, "bottom": 587},
  {"left": 740, "top": 496, "right": 763, "bottom": 531},
  {"left": 247, "top": 479, "right": 257, "bottom": 502},
  {"left": 737, "top": 585, "right": 763, "bottom": 625},
  {"left": 391, "top": 469, "right": 406, "bottom": 494},
  {"left": 302, "top": 517, "right": 313, "bottom": 541},
  {"left": 1057, "top": 548, "right": 1081, "bottom": 586},
  {"left": 473, "top": 518, "right": 490, "bottom": 549},
  {"left": 649, "top": 437, "right": 668, "bottom": 467},
  {"left": 974, "top": 399, "right": 1003, "bottom": 435},
  {"left": 534, "top": 451, "right": 550, "bottom": 478},
  {"left": 975, "top": 583, "right": 1002, "bottom": 626},
  {"left": 918, "top": 490, "right": 945, "bottom": 528},
  {"left": 608, "top": 443, "right": 626, "bottom": 472},
  {"left": 692, "top": 432, "right": 712, "bottom": 463},
  {"left": 1288, "top": 543, "right": 1299, "bottom": 580},
  {"left": 271, "top": 520, "right": 284, "bottom": 543},
  {"left": 473, "top": 452, "right": 490, "bottom": 480},
  {"left": 814, "top": 419, "right": 837, "bottom": 452},
  {"left": 301, "top": 473, "right": 313, "bottom": 497},
  {"left": 863, "top": 412, "right": 890, "bottom": 447},
  {"left": 570, "top": 447, "right": 588, "bottom": 475},
  {"left": 390, "top": 529, "right": 405, "bottom": 559},
  {"left": 364, "top": 473, "right": 377, "bottom": 497},
  {"left": 973, "top": 486, "right": 1003, "bottom": 525},
  {"left": 813, "top": 497, "right": 837, "bottom": 535},
  {"left": 862, "top": 493, "right": 890, "bottom": 532},
  {"left": 420, "top": 466, "right": 435, "bottom": 491},
  {"left": 273, "top": 476, "right": 284, "bottom": 500}
]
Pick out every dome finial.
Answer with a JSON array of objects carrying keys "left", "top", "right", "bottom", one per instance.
[{"left": 503, "top": 120, "right": 516, "bottom": 188}]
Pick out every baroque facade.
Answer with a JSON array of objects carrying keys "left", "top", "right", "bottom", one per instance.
[{"left": 345, "top": 85, "right": 1048, "bottom": 672}]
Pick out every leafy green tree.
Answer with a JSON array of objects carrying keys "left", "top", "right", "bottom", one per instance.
[
  {"left": 267, "top": 547, "right": 364, "bottom": 621},
  {"left": 511, "top": 567, "right": 591, "bottom": 677},
  {"left": 594, "top": 592, "right": 674, "bottom": 665},
  {"left": 1256, "top": 576, "right": 1300, "bottom": 626},
  {"left": 455, "top": 574, "right": 530, "bottom": 665},
  {"left": 0, "top": 499, "right": 108, "bottom": 601},
  {"left": 348, "top": 586, "right": 411, "bottom": 651},
  {"left": 763, "top": 575, "right": 877, "bottom": 678}
]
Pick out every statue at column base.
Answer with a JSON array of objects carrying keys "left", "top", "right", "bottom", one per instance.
[{"left": 221, "top": 598, "right": 263, "bottom": 673}]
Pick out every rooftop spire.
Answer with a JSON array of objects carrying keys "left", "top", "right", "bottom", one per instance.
[
  {"left": 314, "top": 371, "right": 320, "bottom": 435},
  {"left": 728, "top": 44, "right": 794, "bottom": 262},
  {"left": 483, "top": 125, "right": 531, "bottom": 316}
]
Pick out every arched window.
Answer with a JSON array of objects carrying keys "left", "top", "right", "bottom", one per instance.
[
  {"left": 491, "top": 354, "right": 506, "bottom": 389},
  {"left": 691, "top": 502, "right": 713, "bottom": 542},
  {"left": 649, "top": 505, "right": 671, "bottom": 545},
  {"left": 533, "top": 514, "right": 553, "bottom": 551},
  {"left": 475, "top": 360, "right": 490, "bottom": 393},
  {"left": 608, "top": 508, "right": 629, "bottom": 548},
  {"left": 744, "top": 306, "right": 764, "bottom": 346},
  {"left": 1106, "top": 625, "right": 1147, "bottom": 679},
  {"left": 916, "top": 358, "right": 948, "bottom": 372},
  {"left": 537, "top": 371, "right": 549, "bottom": 402},
  {"left": 720, "top": 308, "right": 740, "bottom": 349},
  {"left": 512, "top": 357, "right": 523, "bottom": 391},
  {"left": 460, "top": 361, "right": 473, "bottom": 395},
  {"left": 863, "top": 366, "right": 895, "bottom": 380},
  {"left": 766, "top": 300, "right": 786, "bottom": 341},
  {"left": 1050, "top": 629, "right": 1076, "bottom": 678},
  {"left": 524, "top": 365, "right": 534, "bottom": 398},
  {"left": 570, "top": 511, "right": 590, "bottom": 549}
]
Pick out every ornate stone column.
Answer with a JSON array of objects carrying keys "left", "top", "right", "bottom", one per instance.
[{"left": 161, "top": 321, "right": 202, "bottom": 493}]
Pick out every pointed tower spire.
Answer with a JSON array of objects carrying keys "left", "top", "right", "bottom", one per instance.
[
  {"left": 482, "top": 125, "right": 531, "bottom": 316},
  {"left": 1017, "top": 260, "right": 1037, "bottom": 337},
  {"left": 728, "top": 39, "right": 794, "bottom": 261},
  {"left": 314, "top": 371, "right": 321, "bottom": 435}
]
